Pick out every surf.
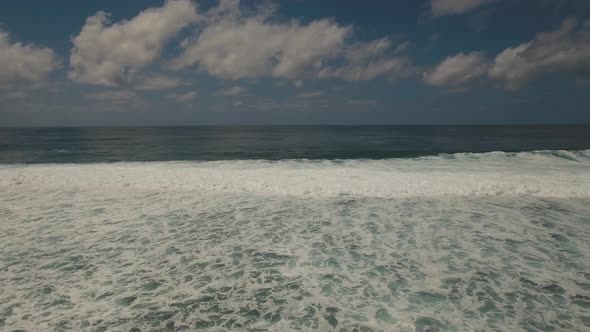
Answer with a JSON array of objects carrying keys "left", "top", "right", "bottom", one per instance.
[{"left": 2, "top": 149, "right": 589, "bottom": 198}]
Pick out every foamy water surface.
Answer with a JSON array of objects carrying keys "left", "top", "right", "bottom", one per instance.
[{"left": 1, "top": 151, "right": 590, "bottom": 331}]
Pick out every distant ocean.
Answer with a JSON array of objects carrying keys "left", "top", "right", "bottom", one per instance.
[{"left": 1, "top": 126, "right": 590, "bottom": 331}]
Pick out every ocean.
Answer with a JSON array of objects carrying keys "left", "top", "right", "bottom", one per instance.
[{"left": 1, "top": 126, "right": 589, "bottom": 331}]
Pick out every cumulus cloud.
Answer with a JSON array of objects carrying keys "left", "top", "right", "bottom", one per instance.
[
  {"left": 489, "top": 18, "right": 590, "bottom": 89},
  {"left": 345, "top": 37, "right": 392, "bottom": 63},
  {"left": 66, "top": 0, "right": 412, "bottom": 87},
  {"left": 423, "top": 51, "right": 489, "bottom": 86},
  {"left": 0, "top": 29, "right": 59, "bottom": 89},
  {"left": 393, "top": 41, "right": 410, "bottom": 55},
  {"left": 219, "top": 86, "right": 245, "bottom": 96},
  {"left": 425, "top": 19, "right": 590, "bottom": 89},
  {"left": 69, "top": 0, "right": 198, "bottom": 87},
  {"left": 172, "top": 0, "right": 411, "bottom": 82},
  {"left": 135, "top": 74, "right": 183, "bottom": 90},
  {"left": 319, "top": 57, "right": 413, "bottom": 81},
  {"left": 171, "top": 3, "right": 349, "bottom": 80},
  {"left": 168, "top": 91, "right": 197, "bottom": 102},
  {"left": 317, "top": 37, "right": 413, "bottom": 81},
  {"left": 431, "top": 0, "right": 494, "bottom": 17}
]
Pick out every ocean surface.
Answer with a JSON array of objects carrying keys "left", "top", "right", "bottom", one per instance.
[{"left": 1, "top": 126, "right": 590, "bottom": 331}]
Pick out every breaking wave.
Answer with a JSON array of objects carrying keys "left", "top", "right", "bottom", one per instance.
[{"left": 2, "top": 149, "right": 589, "bottom": 198}]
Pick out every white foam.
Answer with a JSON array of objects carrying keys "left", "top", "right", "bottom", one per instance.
[
  {"left": 1, "top": 150, "right": 589, "bottom": 198},
  {"left": 2, "top": 151, "right": 590, "bottom": 330}
]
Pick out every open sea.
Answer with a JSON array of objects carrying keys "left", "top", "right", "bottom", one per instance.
[{"left": 1, "top": 126, "right": 590, "bottom": 331}]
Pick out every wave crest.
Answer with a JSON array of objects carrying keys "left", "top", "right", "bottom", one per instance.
[{"left": 1, "top": 149, "right": 589, "bottom": 198}]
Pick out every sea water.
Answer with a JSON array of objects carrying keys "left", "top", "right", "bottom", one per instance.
[{"left": 1, "top": 126, "right": 589, "bottom": 331}]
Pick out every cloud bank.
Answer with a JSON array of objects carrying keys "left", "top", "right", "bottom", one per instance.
[{"left": 3, "top": 0, "right": 586, "bottom": 97}]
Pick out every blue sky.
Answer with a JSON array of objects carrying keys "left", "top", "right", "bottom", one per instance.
[{"left": 0, "top": 0, "right": 589, "bottom": 126}]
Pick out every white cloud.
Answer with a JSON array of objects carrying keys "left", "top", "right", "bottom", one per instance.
[
  {"left": 423, "top": 51, "right": 489, "bottom": 86},
  {"left": 172, "top": 4, "right": 350, "bottom": 80},
  {"left": 68, "top": 0, "right": 414, "bottom": 86},
  {"left": 219, "top": 86, "right": 245, "bottom": 96},
  {"left": 0, "top": 29, "right": 59, "bottom": 89},
  {"left": 168, "top": 91, "right": 197, "bottom": 102},
  {"left": 431, "top": 0, "right": 494, "bottom": 17},
  {"left": 69, "top": 0, "right": 198, "bottom": 87},
  {"left": 172, "top": 0, "right": 411, "bottom": 82},
  {"left": 319, "top": 57, "right": 412, "bottom": 81},
  {"left": 425, "top": 19, "right": 590, "bottom": 89},
  {"left": 345, "top": 37, "right": 392, "bottom": 63},
  {"left": 65, "top": 0, "right": 414, "bottom": 88},
  {"left": 319, "top": 37, "right": 413, "bottom": 81},
  {"left": 135, "top": 74, "right": 183, "bottom": 90},
  {"left": 489, "top": 18, "right": 590, "bottom": 89}
]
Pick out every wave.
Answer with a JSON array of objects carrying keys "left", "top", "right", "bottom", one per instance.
[
  {"left": 431, "top": 149, "right": 590, "bottom": 161},
  {"left": 1, "top": 149, "right": 589, "bottom": 198},
  {"left": 53, "top": 149, "right": 72, "bottom": 154}
]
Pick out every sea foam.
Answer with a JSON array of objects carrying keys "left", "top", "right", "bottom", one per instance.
[
  {"left": 1, "top": 150, "right": 590, "bottom": 331},
  {"left": 1, "top": 150, "right": 589, "bottom": 198}
]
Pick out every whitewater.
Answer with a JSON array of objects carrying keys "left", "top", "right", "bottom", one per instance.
[
  {"left": 1, "top": 150, "right": 590, "bottom": 331},
  {"left": 2, "top": 150, "right": 590, "bottom": 198}
]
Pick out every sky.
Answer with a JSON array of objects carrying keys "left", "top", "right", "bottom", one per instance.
[{"left": 1, "top": 0, "right": 590, "bottom": 126}]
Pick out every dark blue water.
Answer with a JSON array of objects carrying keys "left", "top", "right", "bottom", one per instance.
[{"left": 1, "top": 125, "right": 590, "bottom": 163}]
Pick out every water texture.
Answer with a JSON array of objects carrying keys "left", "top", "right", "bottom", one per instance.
[
  {"left": 1, "top": 126, "right": 589, "bottom": 331},
  {"left": 1, "top": 152, "right": 589, "bottom": 331}
]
